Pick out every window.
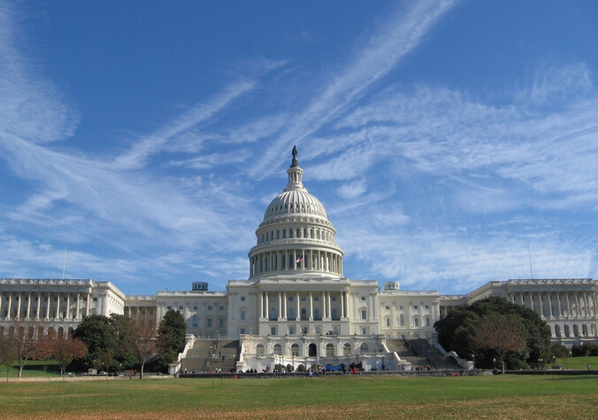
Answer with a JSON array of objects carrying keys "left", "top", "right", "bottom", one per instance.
[
  {"left": 326, "top": 343, "right": 334, "bottom": 357},
  {"left": 219, "top": 306, "right": 224, "bottom": 310},
  {"left": 385, "top": 306, "right": 390, "bottom": 310},
  {"left": 274, "top": 344, "right": 282, "bottom": 355},
  {"left": 413, "top": 305, "right": 418, "bottom": 310},
  {"left": 270, "top": 327, "right": 276, "bottom": 336},
  {"left": 424, "top": 305, "right": 429, "bottom": 310},
  {"left": 386, "top": 318, "right": 390, "bottom": 327},
  {"left": 240, "top": 310, "right": 245, "bottom": 320},
  {"left": 343, "top": 343, "right": 351, "bottom": 356},
  {"left": 289, "top": 327, "right": 295, "bottom": 335},
  {"left": 178, "top": 306, "right": 183, "bottom": 310},
  {"left": 331, "top": 297, "right": 336, "bottom": 301},
  {"left": 291, "top": 343, "right": 299, "bottom": 356},
  {"left": 167, "top": 306, "right": 172, "bottom": 310},
  {"left": 314, "top": 297, "right": 319, "bottom": 301},
  {"left": 241, "top": 296, "right": 245, "bottom": 301},
  {"left": 208, "top": 306, "right": 212, "bottom": 310},
  {"left": 256, "top": 344, "right": 264, "bottom": 355},
  {"left": 192, "top": 315, "right": 198, "bottom": 327},
  {"left": 400, "top": 314, "right": 405, "bottom": 326},
  {"left": 361, "top": 296, "right": 366, "bottom": 301},
  {"left": 361, "top": 310, "right": 367, "bottom": 320},
  {"left": 193, "top": 306, "right": 198, "bottom": 310},
  {"left": 207, "top": 318, "right": 212, "bottom": 328},
  {"left": 288, "top": 296, "right": 293, "bottom": 301},
  {"left": 240, "top": 328, "right": 246, "bottom": 334},
  {"left": 414, "top": 317, "right": 419, "bottom": 327},
  {"left": 425, "top": 317, "right": 430, "bottom": 326}
]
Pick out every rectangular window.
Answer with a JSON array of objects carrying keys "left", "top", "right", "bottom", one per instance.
[
  {"left": 219, "top": 318, "right": 224, "bottom": 328},
  {"left": 207, "top": 319, "right": 212, "bottom": 328},
  {"left": 240, "top": 310, "right": 245, "bottom": 320},
  {"left": 289, "top": 327, "right": 295, "bottom": 335},
  {"left": 314, "top": 297, "right": 319, "bottom": 301},
  {"left": 219, "top": 306, "right": 224, "bottom": 310},
  {"left": 241, "top": 296, "right": 246, "bottom": 301},
  {"left": 362, "top": 328, "right": 367, "bottom": 335},
  {"left": 271, "top": 327, "right": 276, "bottom": 336},
  {"left": 425, "top": 317, "right": 431, "bottom": 326},
  {"left": 424, "top": 305, "right": 429, "bottom": 310},
  {"left": 167, "top": 306, "right": 172, "bottom": 310},
  {"left": 386, "top": 318, "right": 390, "bottom": 327},
  {"left": 288, "top": 296, "right": 293, "bottom": 301},
  {"left": 361, "top": 310, "right": 367, "bottom": 320},
  {"left": 240, "top": 328, "right": 246, "bottom": 334},
  {"left": 331, "top": 297, "right": 336, "bottom": 301},
  {"left": 413, "top": 305, "right": 418, "bottom": 310},
  {"left": 414, "top": 318, "right": 419, "bottom": 327},
  {"left": 208, "top": 306, "right": 212, "bottom": 310},
  {"left": 361, "top": 296, "right": 366, "bottom": 301}
]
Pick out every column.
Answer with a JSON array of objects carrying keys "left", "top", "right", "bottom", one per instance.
[
  {"left": 283, "top": 291, "right": 287, "bottom": 320},
  {"left": 265, "top": 292, "right": 269, "bottom": 319},
  {"left": 278, "top": 291, "right": 282, "bottom": 320},
  {"left": 26, "top": 292, "right": 32, "bottom": 319},
  {"left": 259, "top": 291, "right": 264, "bottom": 318},
  {"left": 66, "top": 294, "right": 71, "bottom": 319},
  {"left": 537, "top": 293, "right": 543, "bottom": 317},
  {"left": 54, "top": 294, "right": 60, "bottom": 318},
  {"left": 35, "top": 294, "right": 41, "bottom": 319},
  {"left": 340, "top": 291, "right": 345, "bottom": 319},
  {"left": 86, "top": 293, "right": 90, "bottom": 316},
  {"left": 296, "top": 292, "right": 300, "bottom": 320},
  {"left": 7, "top": 294, "right": 12, "bottom": 319},
  {"left": 566, "top": 293, "right": 571, "bottom": 317},
  {"left": 16, "top": 293, "right": 22, "bottom": 319},
  {"left": 46, "top": 293, "right": 51, "bottom": 319},
  {"left": 327, "top": 291, "right": 331, "bottom": 318},
  {"left": 293, "top": 250, "right": 297, "bottom": 270},
  {"left": 0, "top": 293, "right": 3, "bottom": 318},
  {"left": 557, "top": 292, "right": 562, "bottom": 317},
  {"left": 547, "top": 293, "right": 552, "bottom": 318},
  {"left": 309, "top": 292, "right": 313, "bottom": 321},
  {"left": 575, "top": 293, "right": 580, "bottom": 317},
  {"left": 76, "top": 294, "right": 81, "bottom": 319}
]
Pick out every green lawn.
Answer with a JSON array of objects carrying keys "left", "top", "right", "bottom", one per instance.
[
  {"left": 0, "top": 375, "right": 597, "bottom": 419},
  {"left": 1, "top": 360, "right": 61, "bottom": 378},
  {"left": 557, "top": 355, "right": 598, "bottom": 370}
]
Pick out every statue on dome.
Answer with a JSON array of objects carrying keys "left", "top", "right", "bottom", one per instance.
[{"left": 291, "top": 145, "right": 298, "bottom": 167}]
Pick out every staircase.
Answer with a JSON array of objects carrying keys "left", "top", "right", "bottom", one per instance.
[
  {"left": 180, "top": 339, "right": 239, "bottom": 374},
  {"left": 407, "top": 339, "right": 459, "bottom": 369}
]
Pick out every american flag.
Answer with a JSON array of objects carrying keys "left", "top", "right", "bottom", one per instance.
[{"left": 296, "top": 255, "right": 303, "bottom": 264}]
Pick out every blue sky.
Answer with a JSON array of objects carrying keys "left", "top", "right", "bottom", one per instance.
[{"left": 1, "top": 1, "right": 598, "bottom": 296}]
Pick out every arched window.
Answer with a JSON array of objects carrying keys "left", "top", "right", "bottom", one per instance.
[
  {"left": 582, "top": 324, "right": 588, "bottom": 336},
  {"left": 564, "top": 324, "right": 571, "bottom": 337},
  {"left": 555, "top": 325, "right": 561, "bottom": 338},
  {"left": 256, "top": 344, "right": 264, "bottom": 355},
  {"left": 192, "top": 315, "right": 198, "bottom": 327},
  {"left": 301, "top": 308, "right": 307, "bottom": 320},
  {"left": 343, "top": 343, "right": 351, "bottom": 356},
  {"left": 573, "top": 324, "right": 580, "bottom": 337},
  {"left": 291, "top": 343, "right": 300, "bottom": 356},
  {"left": 400, "top": 314, "right": 405, "bottom": 327},
  {"left": 326, "top": 343, "right": 334, "bottom": 357},
  {"left": 308, "top": 343, "right": 317, "bottom": 357},
  {"left": 360, "top": 343, "right": 369, "bottom": 354},
  {"left": 273, "top": 344, "right": 283, "bottom": 355}
]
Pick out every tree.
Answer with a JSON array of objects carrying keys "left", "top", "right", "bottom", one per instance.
[
  {"left": 435, "top": 297, "right": 552, "bottom": 370},
  {"left": 133, "top": 321, "right": 158, "bottom": 379},
  {"left": 0, "top": 334, "right": 17, "bottom": 382},
  {"left": 109, "top": 314, "right": 139, "bottom": 370},
  {"left": 52, "top": 336, "right": 87, "bottom": 378},
  {"left": 11, "top": 319, "right": 39, "bottom": 378},
  {"left": 73, "top": 315, "right": 118, "bottom": 371},
  {"left": 471, "top": 313, "right": 527, "bottom": 374},
  {"left": 156, "top": 310, "right": 186, "bottom": 370}
]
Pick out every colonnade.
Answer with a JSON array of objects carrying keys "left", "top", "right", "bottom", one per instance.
[
  {"left": 258, "top": 290, "right": 349, "bottom": 321},
  {"left": 510, "top": 290, "right": 597, "bottom": 318},
  {"left": 249, "top": 249, "right": 342, "bottom": 277},
  {"left": 0, "top": 291, "right": 92, "bottom": 321}
]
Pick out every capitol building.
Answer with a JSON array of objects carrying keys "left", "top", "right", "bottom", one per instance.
[{"left": 1, "top": 149, "right": 597, "bottom": 372}]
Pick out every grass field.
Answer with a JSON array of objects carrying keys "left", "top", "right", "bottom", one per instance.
[
  {"left": 0, "top": 374, "right": 597, "bottom": 419},
  {"left": 557, "top": 356, "right": 598, "bottom": 370}
]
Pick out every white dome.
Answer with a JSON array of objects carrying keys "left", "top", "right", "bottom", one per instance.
[{"left": 248, "top": 147, "right": 343, "bottom": 280}]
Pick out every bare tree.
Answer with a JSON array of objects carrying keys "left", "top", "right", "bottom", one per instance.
[
  {"left": 11, "top": 319, "right": 39, "bottom": 378},
  {"left": 471, "top": 313, "right": 528, "bottom": 374},
  {"left": 0, "top": 334, "right": 18, "bottom": 382},
  {"left": 133, "top": 321, "right": 158, "bottom": 379}
]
